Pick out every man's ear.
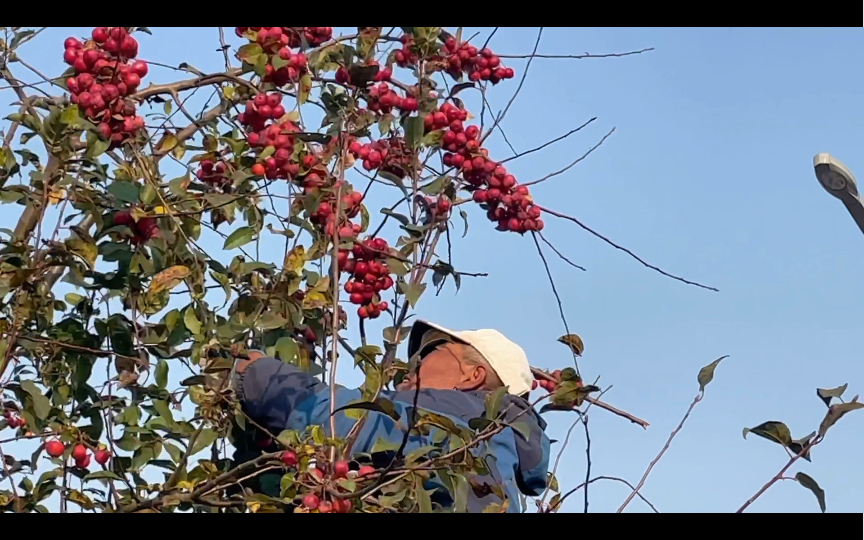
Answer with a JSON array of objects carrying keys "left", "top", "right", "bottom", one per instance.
[{"left": 456, "top": 364, "right": 487, "bottom": 392}]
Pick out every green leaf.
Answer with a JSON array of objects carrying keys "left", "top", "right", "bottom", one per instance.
[
  {"left": 416, "top": 479, "right": 434, "bottom": 513},
  {"left": 223, "top": 226, "right": 256, "bottom": 250},
  {"left": 406, "top": 445, "right": 438, "bottom": 464},
  {"left": 20, "top": 380, "right": 52, "bottom": 420},
  {"left": 405, "top": 116, "right": 425, "bottom": 150},
  {"left": 398, "top": 281, "right": 426, "bottom": 308},
  {"left": 697, "top": 355, "right": 729, "bottom": 392},
  {"left": 275, "top": 337, "right": 300, "bottom": 365},
  {"left": 151, "top": 400, "right": 174, "bottom": 425},
  {"left": 484, "top": 386, "right": 507, "bottom": 421},
  {"left": 510, "top": 421, "right": 531, "bottom": 442},
  {"left": 189, "top": 428, "right": 218, "bottom": 456},
  {"left": 380, "top": 208, "right": 410, "bottom": 226},
  {"left": 795, "top": 472, "right": 826, "bottom": 512},
  {"left": 818, "top": 401, "right": 864, "bottom": 438},
  {"left": 742, "top": 421, "right": 792, "bottom": 447},
  {"left": 816, "top": 384, "right": 847, "bottom": 408},
  {"left": 60, "top": 105, "right": 80, "bottom": 125},
  {"left": 131, "top": 446, "right": 155, "bottom": 471},
  {"left": 332, "top": 399, "right": 400, "bottom": 422},
  {"left": 371, "top": 437, "right": 401, "bottom": 454},
  {"left": 468, "top": 417, "right": 494, "bottom": 432},
  {"left": 107, "top": 182, "right": 140, "bottom": 204},
  {"left": 183, "top": 307, "right": 201, "bottom": 335},
  {"left": 165, "top": 443, "right": 183, "bottom": 465},
  {"left": 84, "top": 471, "right": 123, "bottom": 482},
  {"left": 155, "top": 359, "right": 168, "bottom": 390}
]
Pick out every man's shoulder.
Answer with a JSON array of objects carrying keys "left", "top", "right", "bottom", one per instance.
[{"left": 388, "top": 388, "right": 486, "bottom": 425}]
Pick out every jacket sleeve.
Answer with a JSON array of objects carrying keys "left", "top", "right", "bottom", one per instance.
[{"left": 237, "top": 357, "right": 436, "bottom": 455}]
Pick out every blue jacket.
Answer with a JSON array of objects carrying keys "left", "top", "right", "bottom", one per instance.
[{"left": 236, "top": 356, "right": 551, "bottom": 513}]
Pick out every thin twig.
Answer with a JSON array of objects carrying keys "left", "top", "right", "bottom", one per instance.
[
  {"left": 481, "top": 27, "right": 544, "bottom": 144},
  {"left": 524, "top": 127, "right": 615, "bottom": 186},
  {"left": 616, "top": 392, "right": 703, "bottom": 513},
  {"left": 734, "top": 438, "right": 819, "bottom": 513},
  {"left": 500, "top": 117, "right": 596, "bottom": 165},
  {"left": 499, "top": 48, "right": 655, "bottom": 60},
  {"left": 537, "top": 231, "right": 586, "bottom": 271},
  {"left": 551, "top": 476, "right": 659, "bottom": 513},
  {"left": 539, "top": 206, "right": 719, "bottom": 292},
  {"left": 530, "top": 231, "right": 580, "bottom": 376}
]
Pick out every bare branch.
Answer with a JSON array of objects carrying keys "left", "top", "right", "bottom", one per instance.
[
  {"left": 524, "top": 127, "right": 615, "bottom": 186},
  {"left": 539, "top": 206, "right": 719, "bottom": 292},
  {"left": 499, "top": 48, "right": 655, "bottom": 60},
  {"left": 617, "top": 392, "right": 703, "bottom": 512}
]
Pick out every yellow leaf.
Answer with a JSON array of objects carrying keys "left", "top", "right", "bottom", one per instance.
[
  {"left": 48, "top": 186, "right": 66, "bottom": 205},
  {"left": 68, "top": 489, "right": 94, "bottom": 510},
  {"left": 302, "top": 291, "right": 327, "bottom": 309},
  {"left": 157, "top": 134, "right": 179, "bottom": 154},
  {"left": 247, "top": 501, "right": 262, "bottom": 513},
  {"left": 283, "top": 245, "right": 306, "bottom": 275},
  {"left": 557, "top": 334, "right": 584, "bottom": 356},
  {"left": 150, "top": 265, "right": 191, "bottom": 294},
  {"left": 298, "top": 74, "right": 312, "bottom": 105},
  {"left": 153, "top": 206, "right": 167, "bottom": 215},
  {"left": 222, "top": 85, "right": 236, "bottom": 100}
]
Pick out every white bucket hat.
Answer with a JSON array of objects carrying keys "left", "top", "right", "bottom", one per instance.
[{"left": 407, "top": 320, "right": 533, "bottom": 396}]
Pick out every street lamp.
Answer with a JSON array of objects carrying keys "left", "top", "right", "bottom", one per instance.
[{"left": 813, "top": 153, "right": 864, "bottom": 237}]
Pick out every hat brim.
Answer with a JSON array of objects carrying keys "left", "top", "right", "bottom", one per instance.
[{"left": 407, "top": 320, "right": 469, "bottom": 360}]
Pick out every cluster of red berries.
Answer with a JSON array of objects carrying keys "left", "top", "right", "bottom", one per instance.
[
  {"left": 62, "top": 28, "right": 147, "bottom": 147},
  {"left": 238, "top": 93, "right": 306, "bottom": 181},
  {"left": 3, "top": 410, "right": 25, "bottom": 429},
  {"left": 334, "top": 60, "right": 392, "bottom": 86},
  {"left": 441, "top": 38, "right": 514, "bottom": 84},
  {"left": 235, "top": 27, "right": 327, "bottom": 86},
  {"left": 339, "top": 237, "right": 394, "bottom": 320},
  {"left": 349, "top": 137, "right": 413, "bottom": 180},
  {"left": 45, "top": 441, "right": 110, "bottom": 469},
  {"left": 393, "top": 34, "right": 420, "bottom": 67},
  {"left": 235, "top": 27, "right": 332, "bottom": 48},
  {"left": 424, "top": 101, "right": 469, "bottom": 133},
  {"left": 364, "top": 82, "right": 418, "bottom": 115},
  {"left": 311, "top": 189, "right": 364, "bottom": 238},
  {"left": 280, "top": 451, "right": 375, "bottom": 512},
  {"left": 426, "top": 103, "right": 544, "bottom": 233},
  {"left": 114, "top": 210, "right": 160, "bottom": 244},
  {"left": 196, "top": 159, "right": 233, "bottom": 187}
]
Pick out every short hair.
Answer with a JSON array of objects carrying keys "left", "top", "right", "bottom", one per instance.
[{"left": 457, "top": 344, "right": 503, "bottom": 391}]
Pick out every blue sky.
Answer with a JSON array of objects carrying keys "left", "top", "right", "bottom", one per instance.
[{"left": 2, "top": 27, "right": 863, "bottom": 513}]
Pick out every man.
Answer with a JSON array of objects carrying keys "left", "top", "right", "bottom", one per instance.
[{"left": 232, "top": 320, "right": 550, "bottom": 513}]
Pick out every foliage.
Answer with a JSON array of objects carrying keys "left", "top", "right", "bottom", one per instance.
[{"left": 0, "top": 26, "right": 859, "bottom": 514}]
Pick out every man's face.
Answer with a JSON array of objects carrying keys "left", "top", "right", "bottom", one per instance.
[{"left": 396, "top": 342, "right": 486, "bottom": 392}]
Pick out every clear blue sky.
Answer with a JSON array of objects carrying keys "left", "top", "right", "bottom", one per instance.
[{"left": 2, "top": 27, "right": 862, "bottom": 513}]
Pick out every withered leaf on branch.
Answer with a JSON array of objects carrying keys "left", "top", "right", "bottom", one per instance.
[
  {"left": 557, "top": 334, "right": 584, "bottom": 356},
  {"left": 697, "top": 355, "right": 728, "bottom": 392},
  {"left": 816, "top": 384, "right": 847, "bottom": 408},
  {"left": 742, "top": 421, "right": 792, "bottom": 447}
]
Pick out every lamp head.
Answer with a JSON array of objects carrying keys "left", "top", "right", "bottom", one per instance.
[{"left": 814, "top": 153, "right": 858, "bottom": 199}]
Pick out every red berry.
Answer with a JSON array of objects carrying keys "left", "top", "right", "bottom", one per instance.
[
  {"left": 251, "top": 163, "right": 266, "bottom": 176},
  {"left": 45, "top": 440, "right": 65, "bottom": 458},
  {"left": 302, "top": 494, "right": 320, "bottom": 510},
  {"left": 334, "top": 499, "right": 353, "bottom": 513},
  {"left": 131, "top": 61, "right": 149, "bottom": 78},
  {"left": 532, "top": 380, "right": 539, "bottom": 391},
  {"left": 75, "top": 454, "right": 91, "bottom": 469},
  {"left": 357, "top": 307, "right": 369, "bottom": 319},
  {"left": 64, "top": 37, "right": 82, "bottom": 50},
  {"left": 333, "top": 460, "right": 350, "bottom": 479},
  {"left": 95, "top": 449, "right": 111, "bottom": 465},
  {"left": 281, "top": 451, "right": 298, "bottom": 467},
  {"left": 318, "top": 501, "right": 334, "bottom": 513},
  {"left": 92, "top": 28, "right": 109, "bottom": 43},
  {"left": 72, "top": 444, "right": 88, "bottom": 462},
  {"left": 357, "top": 465, "right": 376, "bottom": 478}
]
